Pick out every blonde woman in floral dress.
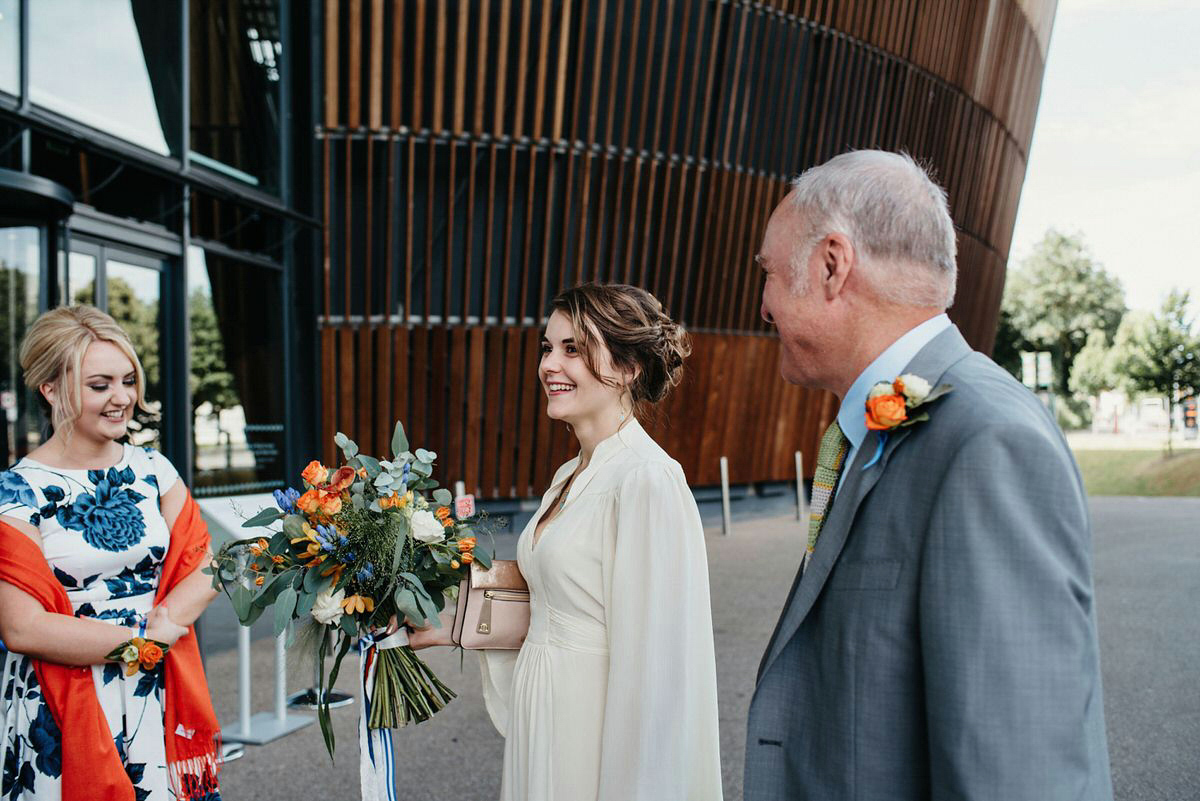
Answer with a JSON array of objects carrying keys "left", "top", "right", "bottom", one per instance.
[
  {"left": 0, "top": 306, "right": 222, "bottom": 801},
  {"left": 478, "top": 284, "right": 723, "bottom": 801}
]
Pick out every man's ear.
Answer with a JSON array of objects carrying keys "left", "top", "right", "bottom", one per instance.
[{"left": 819, "top": 232, "right": 855, "bottom": 300}]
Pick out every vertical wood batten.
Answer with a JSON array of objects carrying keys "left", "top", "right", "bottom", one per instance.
[{"left": 320, "top": 0, "right": 1056, "bottom": 496}]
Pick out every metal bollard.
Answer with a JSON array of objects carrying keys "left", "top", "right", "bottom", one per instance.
[
  {"left": 222, "top": 627, "right": 315, "bottom": 745},
  {"left": 795, "top": 451, "right": 807, "bottom": 521},
  {"left": 287, "top": 628, "right": 355, "bottom": 710},
  {"left": 720, "top": 456, "right": 733, "bottom": 536}
]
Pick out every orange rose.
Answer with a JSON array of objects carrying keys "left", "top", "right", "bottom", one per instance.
[
  {"left": 139, "top": 641, "right": 164, "bottom": 670},
  {"left": 435, "top": 506, "right": 452, "bottom": 521},
  {"left": 460, "top": 551, "right": 475, "bottom": 565},
  {"left": 457, "top": 536, "right": 477, "bottom": 552},
  {"left": 865, "top": 394, "right": 908, "bottom": 431},
  {"left": 318, "top": 491, "right": 343, "bottom": 516},
  {"left": 296, "top": 489, "right": 323, "bottom": 515},
  {"left": 301, "top": 460, "right": 329, "bottom": 487},
  {"left": 326, "top": 466, "right": 357, "bottom": 493}
]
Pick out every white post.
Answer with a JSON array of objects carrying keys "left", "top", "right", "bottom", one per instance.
[
  {"left": 454, "top": 480, "right": 466, "bottom": 498},
  {"left": 274, "top": 631, "right": 288, "bottom": 723},
  {"left": 719, "top": 456, "right": 733, "bottom": 537},
  {"left": 795, "top": 451, "right": 807, "bottom": 521},
  {"left": 237, "top": 623, "right": 252, "bottom": 737}
]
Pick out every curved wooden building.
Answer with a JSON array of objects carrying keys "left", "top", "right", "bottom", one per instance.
[{"left": 319, "top": 0, "right": 1057, "bottom": 496}]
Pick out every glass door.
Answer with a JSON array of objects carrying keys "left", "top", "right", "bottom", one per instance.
[
  {"left": 0, "top": 226, "right": 44, "bottom": 464},
  {"left": 64, "top": 239, "right": 166, "bottom": 450}
]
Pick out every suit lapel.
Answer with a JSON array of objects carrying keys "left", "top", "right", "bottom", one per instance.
[
  {"left": 757, "top": 326, "right": 974, "bottom": 682},
  {"left": 757, "top": 426, "right": 911, "bottom": 679}
]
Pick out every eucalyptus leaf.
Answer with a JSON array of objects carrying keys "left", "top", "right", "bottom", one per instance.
[
  {"left": 242, "top": 507, "right": 285, "bottom": 529},
  {"left": 432, "top": 488, "right": 453, "bottom": 506},
  {"left": 230, "top": 585, "right": 253, "bottom": 621},
  {"left": 296, "top": 588, "right": 316, "bottom": 619},
  {"left": 274, "top": 586, "right": 298, "bottom": 636},
  {"left": 334, "top": 432, "right": 349, "bottom": 448},
  {"left": 303, "top": 566, "right": 324, "bottom": 593},
  {"left": 393, "top": 588, "right": 421, "bottom": 624},
  {"left": 472, "top": 547, "right": 492, "bottom": 570},
  {"left": 242, "top": 602, "right": 267, "bottom": 626},
  {"left": 391, "top": 421, "right": 409, "bottom": 457},
  {"left": 374, "top": 473, "right": 394, "bottom": 488},
  {"left": 282, "top": 514, "right": 307, "bottom": 539},
  {"left": 339, "top": 614, "right": 358, "bottom": 638},
  {"left": 415, "top": 448, "right": 436, "bottom": 462},
  {"left": 357, "top": 454, "right": 382, "bottom": 477}
]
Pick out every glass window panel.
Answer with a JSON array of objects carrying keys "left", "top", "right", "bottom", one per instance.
[
  {"left": 105, "top": 259, "right": 163, "bottom": 449},
  {"left": 0, "top": 227, "right": 43, "bottom": 464},
  {"left": 29, "top": 0, "right": 182, "bottom": 156},
  {"left": 66, "top": 251, "right": 97, "bottom": 305},
  {"left": 0, "top": 0, "right": 18, "bottom": 96},
  {"left": 189, "top": 0, "right": 282, "bottom": 194},
  {"left": 188, "top": 246, "right": 285, "bottom": 495}
]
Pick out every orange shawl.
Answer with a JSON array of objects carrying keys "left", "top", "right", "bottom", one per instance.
[{"left": 0, "top": 492, "right": 221, "bottom": 801}]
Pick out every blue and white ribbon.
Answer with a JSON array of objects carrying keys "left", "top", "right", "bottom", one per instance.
[{"left": 358, "top": 628, "right": 408, "bottom": 801}]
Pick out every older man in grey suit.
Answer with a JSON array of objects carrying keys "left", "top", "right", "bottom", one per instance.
[{"left": 745, "top": 150, "right": 1113, "bottom": 800}]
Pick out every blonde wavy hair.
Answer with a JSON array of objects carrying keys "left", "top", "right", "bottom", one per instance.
[{"left": 19, "top": 305, "right": 149, "bottom": 441}]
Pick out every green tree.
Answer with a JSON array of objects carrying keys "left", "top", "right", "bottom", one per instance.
[
  {"left": 1069, "top": 330, "right": 1117, "bottom": 398},
  {"left": 1002, "top": 230, "right": 1126, "bottom": 396},
  {"left": 188, "top": 288, "right": 239, "bottom": 414},
  {"left": 1107, "top": 289, "right": 1200, "bottom": 454}
]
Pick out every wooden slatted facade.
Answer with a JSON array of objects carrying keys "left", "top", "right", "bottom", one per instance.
[{"left": 318, "top": 0, "right": 1057, "bottom": 496}]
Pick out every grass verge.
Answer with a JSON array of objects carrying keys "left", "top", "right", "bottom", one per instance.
[{"left": 1072, "top": 449, "right": 1200, "bottom": 497}]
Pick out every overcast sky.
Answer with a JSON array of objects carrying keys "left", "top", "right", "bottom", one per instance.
[{"left": 1007, "top": 0, "right": 1200, "bottom": 314}]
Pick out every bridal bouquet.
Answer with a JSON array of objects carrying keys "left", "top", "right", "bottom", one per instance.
[{"left": 208, "top": 421, "right": 491, "bottom": 757}]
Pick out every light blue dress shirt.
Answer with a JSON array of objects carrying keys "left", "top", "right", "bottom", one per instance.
[{"left": 835, "top": 314, "right": 952, "bottom": 488}]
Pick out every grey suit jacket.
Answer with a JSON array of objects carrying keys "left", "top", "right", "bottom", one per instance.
[{"left": 745, "top": 326, "right": 1112, "bottom": 801}]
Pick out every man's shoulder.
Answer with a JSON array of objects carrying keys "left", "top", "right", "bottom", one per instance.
[{"left": 923, "top": 352, "right": 1063, "bottom": 447}]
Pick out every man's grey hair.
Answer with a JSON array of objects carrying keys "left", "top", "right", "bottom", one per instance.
[{"left": 788, "top": 150, "right": 958, "bottom": 308}]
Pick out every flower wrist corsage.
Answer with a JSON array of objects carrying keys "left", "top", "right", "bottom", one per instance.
[{"left": 106, "top": 637, "right": 169, "bottom": 676}]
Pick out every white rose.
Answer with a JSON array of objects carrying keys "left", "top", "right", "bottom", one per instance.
[
  {"left": 897, "top": 373, "right": 931, "bottom": 405},
  {"left": 311, "top": 588, "right": 346, "bottom": 626},
  {"left": 866, "top": 382, "right": 894, "bottom": 401},
  {"left": 410, "top": 509, "right": 446, "bottom": 544}
]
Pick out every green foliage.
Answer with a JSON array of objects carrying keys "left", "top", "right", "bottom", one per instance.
[
  {"left": 188, "top": 288, "right": 239, "bottom": 413},
  {"left": 1069, "top": 330, "right": 1118, "bottom": 398},
  {"left": 1106, "top": 290, "right": 1200, "bottom": 452},
  {"left": 1002, "top": 229, "right": 1126, "bottom": 395}
]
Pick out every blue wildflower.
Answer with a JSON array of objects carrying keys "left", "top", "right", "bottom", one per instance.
[
  {"left": 338, "top": 535, "right": 349, "bottom": 547},
  {"left": 273, "top": 487, "right": 301, "bottom": 513},
  {"left": 356, "top": 563, "right": 375, "bottom": 583}
]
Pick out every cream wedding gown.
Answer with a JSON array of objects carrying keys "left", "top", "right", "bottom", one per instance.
[{"left": 480, "top": 419, "right": 723, "bottom": 801}]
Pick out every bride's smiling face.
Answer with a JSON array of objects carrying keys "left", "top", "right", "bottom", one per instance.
[{"left": 539, "top": 311, "right": 628, "bottom": 427}]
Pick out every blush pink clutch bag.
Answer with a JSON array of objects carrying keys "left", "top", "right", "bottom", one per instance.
[{"left": 407, "top": 559, "right": 530, "bottom": 650}]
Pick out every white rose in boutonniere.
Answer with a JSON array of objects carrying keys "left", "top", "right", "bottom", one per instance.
[
  {"left": 867, "top": 382, "right": 894, "bottom": 401},
  {"left": 894, "top": 373, "right": 931, "bottom": 407},
  {"left": 865, "top": 373, "right": 953, "bottom": 433},
  {"left": 311, "top": 588, "right": 346, "bottom": 626},
  {"left": 410, "top": 509, "right": 446, "bottom": 543}
]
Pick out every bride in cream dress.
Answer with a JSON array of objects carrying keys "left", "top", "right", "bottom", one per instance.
[{"left": 478, "top": 283, "right": 722, "bottom": 801}]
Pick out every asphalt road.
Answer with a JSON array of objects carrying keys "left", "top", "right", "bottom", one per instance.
[{"left": 204, "top": 496, "right": 1200, "bottom": 800}]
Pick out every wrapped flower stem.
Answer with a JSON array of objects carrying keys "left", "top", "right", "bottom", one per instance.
[{"left": 367, "top": 645, "right": 456, "bottom": 729}]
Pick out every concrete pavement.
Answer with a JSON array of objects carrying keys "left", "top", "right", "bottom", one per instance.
[{"left": 204, "top": 496, "right": 1200, "bottom": 800}]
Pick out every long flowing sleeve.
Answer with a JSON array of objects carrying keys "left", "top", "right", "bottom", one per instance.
[
  {"left": 596, "top": 462, "right": 723, "bottom": 801},
  {"left": 478, "top": 649, "right": 518, "bottom": 736}
]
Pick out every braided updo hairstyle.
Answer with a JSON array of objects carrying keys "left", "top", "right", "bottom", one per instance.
[{"left": 549, "top": 283, "right": 691, "bottom": 418}]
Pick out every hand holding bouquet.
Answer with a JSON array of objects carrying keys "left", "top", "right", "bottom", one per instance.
[{"left": 209, "top": 421, "right": 492, "bottom": 757}]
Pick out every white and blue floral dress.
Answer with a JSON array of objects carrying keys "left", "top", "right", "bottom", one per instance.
[{"left": 0, "top": 445, "right": 190, "bottom": 801}]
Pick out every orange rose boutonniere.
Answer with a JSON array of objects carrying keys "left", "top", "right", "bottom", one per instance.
[{"left": 864, "top": 372, "right": 952, "bottom": 433}]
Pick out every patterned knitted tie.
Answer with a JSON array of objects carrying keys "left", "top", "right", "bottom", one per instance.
[{"left": 804, "top": 420, "right": 850, "bottom": 572}]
